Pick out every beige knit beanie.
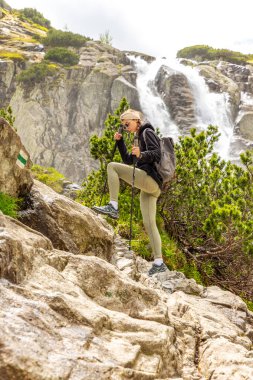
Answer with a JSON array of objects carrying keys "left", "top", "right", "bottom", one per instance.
[{"left": 120, "top": 109, "right": 143, "bottom": 121}]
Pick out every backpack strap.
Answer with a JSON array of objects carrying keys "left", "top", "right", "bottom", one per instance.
[{"left": 142, "top": 128, "right": 159, "bottom": 148}]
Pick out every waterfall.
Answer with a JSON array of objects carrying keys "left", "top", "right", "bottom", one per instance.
[
  {"left": 130, "top": 56, "right": 234, "bottom": 160},
  {"left": 128, "top": 56, "right": 179, "bottom": 140}
]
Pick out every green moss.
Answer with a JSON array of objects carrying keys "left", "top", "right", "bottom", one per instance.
[
  {"left": 0, "top": 51, "right": 25, "bottom": 62},
  {"left": 20, "top": 21, "right": 47, "bottom": 37},
  {"left": 30, "top": 23, "right": 48, "bottom": 32},
  {"left": 31, "top": 165, "right": 65, "bottom": 193},
  {"left": 11, "top": 36, "right": 38, "bottom": 43},
  {"left": 243, "top": 299, "right": 253, "bottom": 312}
]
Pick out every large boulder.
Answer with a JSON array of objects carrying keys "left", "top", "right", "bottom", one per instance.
[
  {"left": 0, "top": 117, "right": 33, "bottom": 197},
  {"left": 1, "top": 210, "right": 253, "bottom": 379},
  {"left": 19, "top": 179, "right": 114, "bottom": 261},
  {"left": 236, "top": 112, "right": 253, "bottom": 140},
  {"left": 0, "top": 213, "right": 179, "bottom": 379},
  {"left": 217, "top": 61, "right": 253, "bottom": 93},
  {"left": 155, "top": 65, "right": 197, "bottom": 132}
]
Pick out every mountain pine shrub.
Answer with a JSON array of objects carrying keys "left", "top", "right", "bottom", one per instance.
[
  {"left": 160, "top": 126, "right": 253, "bottom": 299},
  {"left": 0, "top": 106, "right": 15, "bottom": 128},
  {"left": 77, "top": 103, "right": 253, "bottom": 299},
  {"left": 45, "top": 47, "right": 79, "bottom": 66},
  {"left": 31, "top": 165, "right": 65, "bottom": 193},
  {"left": 17, "top": 62, "right": 58, "bottom": 86},
  {"left": 177, "top": 45, "right": 252, "bottom": 65},
  {"left": 42, "top": 29, "right": 89, "bottom": 48},
  {"left": 0, "top": 192, "right": 20, "bottom": 218},
  {"left": 18, "top": 8, "right": 51, "bottom": 29}
]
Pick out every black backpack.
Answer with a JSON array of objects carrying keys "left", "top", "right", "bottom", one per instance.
[{"left": 143, "top": 129, "right": 176, "bottom": 190}]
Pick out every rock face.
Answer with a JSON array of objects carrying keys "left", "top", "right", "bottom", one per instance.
[
  {"left": 19, "top": 179, "right": 114, "bottom": 261},
  {"left": 0, "top": 10, "right": 46, "bottom": 63},
  {"left": 155, "top": 65, "right": 197, "bottom": 132},
  {"left": 1, "top": 195, "right": 253, "bottom": 379},
  {"left": 0, "top": 59, "right": 18, "bottom": 107},
  {"left": 197, "top": 61, "right": 253, "bottom": 129},
  {"left": 0, "top": 11, "right": 141, "bottom": 183},
  {"left": 197, "top": 64, "right": 240, "bottom": 120},
  {"left": 10, "top": 41, "right": 140, "bottom": 183},
  {"left": 236, "top": 112, "right": 253, "bottom": 140},
  {"left": 0, "top": 117, "right": 33, "bottom": 196}
]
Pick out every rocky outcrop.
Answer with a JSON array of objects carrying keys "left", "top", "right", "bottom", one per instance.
[
  {"left": 19, "top": 179, "right": 114, "bottom": 261},
  {"left": 0, "top": 11, "right": 46, "bottom": 63},
  {"left": 0, "top": 11, "right": 141, "bottom": 183},
  {"left": 123, "top": 50, "right": 156, "bottom": 63},
  {"left": 0, "top": 1, "right": 12, "bottom": 11},
  {"left": 1, "top": 195, "right": 253, "bottom": 379},
  {"left": 235, "top": 111, "right": 253, "bottom": 140},
  {"left": 180, "top": 59, "right": 253, "bottom": 148},
  {"left": 10, "top": 41, "right": 140, "bottom": 183},
  {"left": 197, "top": 63, "right": 240, "bottom": 120},
  {"left": 217, "top": 61, "right": 253, "bottom": 93},
  {"left": 0, "top": 59, "right": 18, "bottom": 107},
  {"left": 0, "top": 117, "right": 33, "bottom": 196},
  {"left": 155, "top": 65, "right": 197, "bottom": 132}
]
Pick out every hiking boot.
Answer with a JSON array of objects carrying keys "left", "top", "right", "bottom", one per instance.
[
  {"left": 92, "top": 203, "right": 119, "bottom": 220},
  {"left": 148, "top": 262, "right": 167, "bottom": 276}
]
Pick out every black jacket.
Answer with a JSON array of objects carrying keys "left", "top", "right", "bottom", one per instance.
[{"left": 116, "top": 122, "right": 163, "bottom": 188}]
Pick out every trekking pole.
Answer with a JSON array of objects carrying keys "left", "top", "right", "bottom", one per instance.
[
  {"left": 129, "top": 133, "right": 139, "bottom": 251},
  {"left": 99, "top": 125, "right": 124, "bottom": 207}
]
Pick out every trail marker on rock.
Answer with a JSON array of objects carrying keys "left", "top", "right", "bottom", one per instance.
[{"left": 16, "top": 149, "right": 28, "bottom": 169}]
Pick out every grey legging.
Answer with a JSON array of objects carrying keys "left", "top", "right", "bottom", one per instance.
[{"left": 107, "top": 162, "right": 162, "bottom": 259}]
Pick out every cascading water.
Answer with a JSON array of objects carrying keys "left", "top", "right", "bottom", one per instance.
[
  {"left": 128, "top": 57, "right": 179, "bottom": 140},
  {"left": 129, "top": 56, "right": 235, "bottom": 160}
]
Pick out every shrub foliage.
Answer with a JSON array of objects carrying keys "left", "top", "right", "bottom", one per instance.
[
  {"left": 42, "top": 29, "right": 89, "bottom": 48},
  {"left": 18, "top": 8, "right": 51, "bottom": 28},
  {"left": 45, "top": 47, "right": 79, "bottom": 66},
  {"left": 160, "top": 126, "right": 253, "bottom": 299},
  {"left": 77, "top": 101, "right": 253, "bottom": 300},
  {"left": 17, "top": 62, "right": 58, "bottom": 86},
  {"left": 0, "top": 106, "right": 15, "bottom": 127},
  {"left": 0, "top": 192, "right": 20, "bottom": 218},
  {"left": 31, "top": 165, "right": 65, "bottom": 193},
  {"left": 177, "top": 45, "right": 253, "bottom": 65}
]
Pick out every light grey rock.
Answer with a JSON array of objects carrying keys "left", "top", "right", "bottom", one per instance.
[
  {"left": 0, "top": 117, "right": 33, "bottom": 196},
  {"left": 19, "top": 180, "right": 114, "bottom": 261},
  {"left": 197, "top": 64, "right": 240, "bottom": 120},
  {"left": 10, "top": 42, "right": 140, "bottom": 184},
  {"left": 236, "top": 112, "right": 253, "bottom": 140},
  {"left": 0, "top": 213, "right": 179, "bottom": 379},
  {"left": 155, "top": 65, "right": 197, "bottom": 132}
]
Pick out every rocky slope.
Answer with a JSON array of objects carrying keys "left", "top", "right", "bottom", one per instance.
[{"left": 1, "top": 122, "right": 253, "bottom": 379}]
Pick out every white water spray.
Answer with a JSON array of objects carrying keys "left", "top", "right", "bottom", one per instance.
[{"left": 130, "top": 56, "right": 234, "bottom": 160}]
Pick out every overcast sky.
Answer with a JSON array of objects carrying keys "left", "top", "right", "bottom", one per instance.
[{"left": 6, "top": 0, "right": 253, "bottom": 58}]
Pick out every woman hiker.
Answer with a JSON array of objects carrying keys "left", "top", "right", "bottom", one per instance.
[{"left": 92, "top": 109, "right": 168, "bottom": 276}]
